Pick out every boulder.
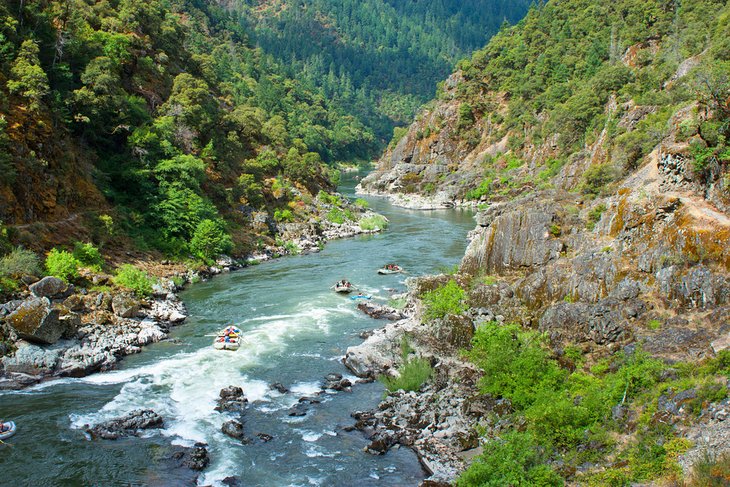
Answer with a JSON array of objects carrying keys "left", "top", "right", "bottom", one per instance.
[
  {"left": 112, "top": 293, "right": 141, "bottom": 318},
  {"left": 6, "top": 297, "right": 65, "bottom": 344},
  {"left": 28, "top": 276, "right": 67, "bottom": 298},
  {"left": 215, "top": 385, "right": 248, "bottom": 413},
  {"left": 86, "top": 409, "right": 163, "bottom": 440},
  {"left": 221, "top": 420, "right": 245, "bottom": 439}
]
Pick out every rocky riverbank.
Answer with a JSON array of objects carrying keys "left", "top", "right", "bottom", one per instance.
[
  {"left": 0, "top": 198, "right": 387, "bottom": 391},
  {"left": 344, "top": 281, "right": 488, "bottom": 483}
]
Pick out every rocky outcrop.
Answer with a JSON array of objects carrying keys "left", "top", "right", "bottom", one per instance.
[
  {"left": 356, "top": 302, "right": 406, "bottom": 321},
  {"left": 86, "top": 409, "right": 163, "bottom": 440},
  {"left": 111, "top": 293, "right": 141, "bottom": 318},
  {"left": 0, "top": 280, "right": 185, "bottom": 389}
]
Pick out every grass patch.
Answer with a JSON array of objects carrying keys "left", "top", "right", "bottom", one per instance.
[
  {"left": 379, "top": 337, "right": 433, "bottom": 393},
  {"left": 359, "top": 214, "right": 388, "bottom": 231}
]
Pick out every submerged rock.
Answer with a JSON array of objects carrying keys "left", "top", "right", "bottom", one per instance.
[
  {"left": 86, "top": 409, "right": 163, "bottom": 440},
  {"left": 269, "top": 382, "right": 289, "bottom": 393},
  {"left": 172, "top": 442, "right": 210, "bottom": 471}
]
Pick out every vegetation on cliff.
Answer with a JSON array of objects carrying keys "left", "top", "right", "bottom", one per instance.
[
  {"left": 365, "top": 0, "right": 729, "bottom": 206},
  {"left": 459, "top": 321, "right": 730, "bottom": 485}
]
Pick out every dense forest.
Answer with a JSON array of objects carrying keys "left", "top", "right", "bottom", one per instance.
[
  {"left": 236, "top": 0, "right": 531, "bottom": 144},
  {"left": 0, "top": 0, "right": 381, "bottom": 259}
]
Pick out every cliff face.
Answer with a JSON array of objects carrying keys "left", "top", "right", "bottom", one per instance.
[{"left": 359, "top": 0, "right": 730, "bottom": 356}]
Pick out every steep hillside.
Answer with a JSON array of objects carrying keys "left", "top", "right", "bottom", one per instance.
[
  {"left": 353, "top": 0, "right": 730, "bottom": 484},
  {"left": 236, "top": 0, "right": 531, "bottom": 143},
  {"left": 361, "top": 0, "right": 729, "bottom": 210},
  {"left": 0, "top": 0, "right": 376, "bottom": 258}
]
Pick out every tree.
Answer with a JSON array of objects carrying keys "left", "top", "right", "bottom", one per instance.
[
  {"left": 7, "top": 40, "right": 49, "bottom": 112},
  {"left": 190, "top": 219, "right": 233, "bottom": 263}
]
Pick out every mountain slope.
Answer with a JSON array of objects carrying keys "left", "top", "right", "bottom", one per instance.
[
  {"left": 0, "top": 0, "right": 375, "bottom": 257},
  {"left": 236, "top": 0, "right": 531, "bottom": 145}
]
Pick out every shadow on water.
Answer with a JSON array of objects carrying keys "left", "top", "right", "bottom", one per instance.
[{"left": 0, "top": 172, "right": 476, "bottom": 486}]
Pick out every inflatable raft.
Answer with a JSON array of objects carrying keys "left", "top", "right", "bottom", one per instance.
[
  {"left": 377, "top": 266, "right": 403, "bottom": 275},
  {"left": 214, "top": 326, "right": 241, "bottom": 351},
  {"left": 0, "top": 421, "right": 16, "bottom": 440}
]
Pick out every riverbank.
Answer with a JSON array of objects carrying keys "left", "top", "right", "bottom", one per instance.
[{"left": 0, "top": 198, "right": 387, "bottom": 391}]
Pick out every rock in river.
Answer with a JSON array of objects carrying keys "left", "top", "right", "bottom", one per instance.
[{"left": 86, "top": 409, "right": 163, "bottom": 440}]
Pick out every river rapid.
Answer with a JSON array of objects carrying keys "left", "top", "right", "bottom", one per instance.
[{"left": 0, "top": 175, "right": 475, "bottom": 486}]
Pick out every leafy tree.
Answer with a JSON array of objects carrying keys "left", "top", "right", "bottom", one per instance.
[
  {"left": 7, "top": 40, "right": 49, "bottom": 112},
  {"left": 190, "top": 219, "right": 233, "bottom": 263}
]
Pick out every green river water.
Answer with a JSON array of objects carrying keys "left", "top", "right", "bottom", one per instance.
[{"left": 0, "top": 174, "right": 476, "bottom": 486}]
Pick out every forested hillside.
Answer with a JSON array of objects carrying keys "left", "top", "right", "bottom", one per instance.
[
  {"left": 0, "top": 0, "right": 378, "bottom": 257},
  {"left": 236, "top": 0, "right": 531, "bottom": 144}
]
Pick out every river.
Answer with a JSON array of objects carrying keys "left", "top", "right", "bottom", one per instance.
[{"left": 0, "top": 174, "right": 476, "bottom": 486}]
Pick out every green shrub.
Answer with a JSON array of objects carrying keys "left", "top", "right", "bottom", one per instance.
[
  {"left": 189, "top": 219, "right": 233, "bottom": 264},
  {"left": 380, "top": 337, "right": 433, "bottom": 393},
  {"left": 359, "top": 214, "right": 388, "bottom": 231},
  {"left": 456, "top": 431, "right": 562, "bottom": 487},
  {"left": 549, "top": 223, "right": 562, "bottom": 237},
  {"left": 354, "top": 198, "right": 369, "bottom": 208},
  {"left": 581, "top": 163, "right": 620, "bottom": 196},
  {"left": 317, "top": 190, "right": 342, "bottom": 206},
  {"left": 273, "top": 209, "right": 295, "bottom": 222},
  {"left": 380, "top": 356, "right": 433, "bottom": 393},
  {"left": 586, "top": 204, "right": 607, "bottom": 230},
  {"left": 647, "top": 319, "right": 662, "bottom": 330},
  {"left": 465, "top": 180, "right": 490, "bottom": 200},
  {"left": 421, "top": 280, "right": 466, "bottom": 320},
  {"left": 72, "top": 242, "right": 104, "bottom": 270},
  {"left": 45, "top": 248, "right": 81, "bottom": 282},
  {"left": 327, "top": 207, "right": 346, "bottom": 224},
  {"left": 113, "top": 264, "right": 155, "bottom": 297},
  {"left": 0, "top": 247, "right": 42, "bottom": 278}
]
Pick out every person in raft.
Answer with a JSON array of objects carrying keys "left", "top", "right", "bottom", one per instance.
[
  {"left": 223, "top": 326, "right": 238, "bottom": 342},
  {"left": 0, "top": 421, "right": 11, "bottom": 433}
]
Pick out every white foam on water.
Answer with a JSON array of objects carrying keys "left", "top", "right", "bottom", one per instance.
[
  {"left": 63, "top": 300, "right": 355, "bottom": 487},
  {"left": 289, "top": 381, "right": 322, "bottom": 396},
  {"left": 304, "top": 444, "right": 338, "bottom": 458},
  {"left": 296, "top": 429, "right": 322, "bottom": 442}
]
